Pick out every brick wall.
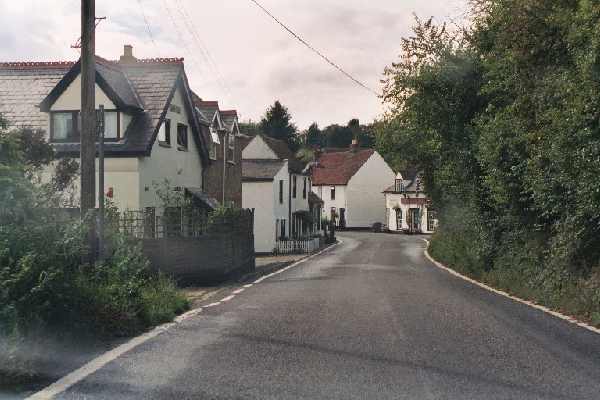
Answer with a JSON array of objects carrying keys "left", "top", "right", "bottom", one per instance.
[{"left": 203, "top": 126, "right": 242, "bottom": 207}]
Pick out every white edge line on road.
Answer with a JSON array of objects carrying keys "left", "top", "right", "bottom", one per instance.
[
  {"left": 421, "top": 239, "right": 600, "bottom": 336},
  {"left": 26, "top": 239, "right": 342, "bottom": 400}
]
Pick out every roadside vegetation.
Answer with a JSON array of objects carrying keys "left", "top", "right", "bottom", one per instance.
[
  {"left": 0, "top": 121, "right": 188, "bottom": 387},
  {"left": 377, "top": 0, "right": 600, "bottom": 327}
]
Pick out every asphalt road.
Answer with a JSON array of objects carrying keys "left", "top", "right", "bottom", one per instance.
[{"left": 57, "top": 232, "right": 600, "bottom": 399}]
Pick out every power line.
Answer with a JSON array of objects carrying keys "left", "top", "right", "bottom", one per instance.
[
  {"left": 136, "top": 0, "right": 157, "bottom": 48},
  {"left": 173, "top": 0, "right": 233, "bottom": 100},
  {"left": 248, "top": 0, "right": 379, "bottom": 97}
]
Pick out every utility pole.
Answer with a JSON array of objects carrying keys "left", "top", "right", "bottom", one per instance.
[
  {"left": 81, "top": 0, "right": 97, "bottom": 262},
  {"left": 97, "top": 105, "right": 105, "bottom": 261}
]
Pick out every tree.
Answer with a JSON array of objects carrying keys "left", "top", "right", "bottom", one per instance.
[
  {"left": 238, "top": 120, "right": 261, "bottom": 137},
  {"left": 305, "top": 122, "right": 323, "bottom": 147},
  {"left": 259, "top": 101, "right": 299, "bottom": 151}
]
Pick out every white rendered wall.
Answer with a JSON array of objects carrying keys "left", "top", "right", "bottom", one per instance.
[
  {"left": 312, "top": 184, "right": 347, "bottom": 221},
  {"left": 385, "top": 192, "right": 435, "bottom": 233},
  {"left": 345, "top": 152, "right": 395, "bottom": 227},
  {"left": 138, "top": 86, "right": 204, "bottom": 209},
  {"left": 241, "top": 135, "right": 278, "bottom": 159},
  {"left": 243, "top": 180, "right": 276, "bottom": 253}
]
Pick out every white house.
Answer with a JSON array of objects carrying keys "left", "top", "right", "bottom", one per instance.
[
  {"left": 241, "top": 135, "right": 315, "bottom": 253},
  {"left": 384, "top": 171, "right": 437, "bottom": 234},
  {"left": 311, "top": 142, "right": 395, "bottom": 228},
  {"left": 0, "top": 45, "right": 217, "bottom": 212}
]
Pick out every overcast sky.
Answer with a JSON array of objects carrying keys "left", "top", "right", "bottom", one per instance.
[{"left": 0, "top": 0, "right": 468, "bottom": 129}]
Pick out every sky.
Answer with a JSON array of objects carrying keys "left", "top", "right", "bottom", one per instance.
[{"left": 0, "top": 0, "right": 468, "bottom": 129}]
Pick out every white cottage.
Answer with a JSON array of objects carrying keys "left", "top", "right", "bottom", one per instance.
[
  {"left": 383, "top": 171, "right": 437, "bottom": 234},
  {"left": 311, "top": 142, "right": 395, "bottom": 228},
  {"left": 0, "top": 46, "right": 215, "bottom": 211},
  {"left": 241, "top": 135, "right": 316, "bottom": 253}
]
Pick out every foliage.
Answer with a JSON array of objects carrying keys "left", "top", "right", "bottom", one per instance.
[
  {"left": 259, "top": 100, "right": 300, "bottom": 152},
  {"left": 378, "top": 4, "right": 600, "bottom": 326},
  {"left": 238, "top": 120, "right": 261, "bottom": 137},
  {"left": 0, "top": 124, "right": 188, "bottom": 383}
]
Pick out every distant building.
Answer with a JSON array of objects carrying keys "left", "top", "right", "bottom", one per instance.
[
  {"left": 194, "top": 98, "right": 242, "bottom": 208},
  {"left": 310, "top": 141, "right": 395, "bottom": 228},
  {"left": 383, "top": 171, "right": 437, "bottom": 234},
  {"left": 241, "top": 134, "right": 319, "bottom": 253}
]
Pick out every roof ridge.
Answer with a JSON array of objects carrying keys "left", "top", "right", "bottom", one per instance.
[{"left": 0, "top": 61, "right": 75, "bottom": 69}]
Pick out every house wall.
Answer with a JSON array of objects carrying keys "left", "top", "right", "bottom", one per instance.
[
  {"left": 345, "top": 152, "right": 395, "bottom": 228},
  {"left": 203, "top": 127, "right": 242, "bottom": 207},
  {"left": 42, "top": 158, "right": 140, "bottom": 211},
  {"left": 138, "top": 86, "right": 204, "bottom": 209},
  {"left": 243, "top": 180, "right": 276, "bottom": 253},
  {"left": 241, "top": 135, "right": 278, "bottom": 159},
  {"left": 312, "top": 184, "right": 347, "bottom": 222},
  {"left": 385, "top": 192, "right": 436, "bottom": 234},
  {"left": 44, "top": 73, "right": 145, "bottom": 211},
  {"left": 50, "top": 75, "right": 115, "bottom": 111}
]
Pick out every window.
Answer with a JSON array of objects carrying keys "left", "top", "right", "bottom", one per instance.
[
  {"left": 330, "top": 186, "right": 336, "bottom": 200},
  {"left": 209, "top": 142, "right": 218, "bottom": 160},
  {"left": 227, "top": 133, "right": 235, "bottom": 162},
  {"left": 303, "top": 177, "right": 307, "bottom": 199},
  {"left": 177, "top": 123, "right": 188, "bottom": 150},
  {"left": 293, "top": 176, "right": 297, "bottom": 198},
  {"left": 395, "top": 208, "right": 403, "bottom": 231},
  {"left": 103, "top": 111, "right": 119, "bottom": 140},
  {"left": 279, "top": 180, "right": 284, "bottom": 204},
  {"left": 395, "top": 179, "right": 404, "bottom": 193},
  {"left": 427, "top": 209, "right": 437, "bottom": 232},
  {"left": 51, "top": 111, "right": 79, "bottom": 142},
  {"left": 159, "top": 119, "right": 171, "bottom": 145},
  {"left": 280, "top": 219, "right": 286, "bottom": 239}
]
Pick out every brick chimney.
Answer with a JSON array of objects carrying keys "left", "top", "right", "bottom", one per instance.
[{"left": 119, "top": 44, "right": 137, "bottom": 64}]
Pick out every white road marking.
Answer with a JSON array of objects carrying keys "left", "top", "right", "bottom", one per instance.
[
  {"left": 221, "top": 295, "right": 235, "bottom": 302},
  {"left": 243, "top": 284, "right": 253, "bottom": 288},
  {"left": 232, "top": 288, "right": 245, "bottom": 294},
  {"left": 26, "top": 240, "right": 342, "bottom": 400},
  {"left": 422, "top": 239, "right": 600, "bottom": 336}
]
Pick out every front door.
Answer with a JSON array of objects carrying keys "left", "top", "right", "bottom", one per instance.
[
  {"left": 409, "top": 208, "right": 421, "bottom": 233},
  {"left": 395, "top": 208, "right": 403, "bottom": 231},
  {"left": 339, "top": 208, "right": 346, "bottom": 228}
]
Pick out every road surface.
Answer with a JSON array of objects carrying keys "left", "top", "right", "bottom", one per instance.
[{"left": 57, "top": 232, "right": 600, "bottom": 399}]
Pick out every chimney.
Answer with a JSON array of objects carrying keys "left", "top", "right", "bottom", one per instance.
[
  {"left": 350, "top": 139, "right": 359, "bottom": 152},
  {"left": 119, "top": 44, "right": 137, "bottom": 64}
]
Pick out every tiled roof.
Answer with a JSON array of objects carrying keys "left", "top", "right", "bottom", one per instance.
[
  {"left": 260, "top": 134, "right": 294, "bottom": 160},
  {"left": 221, "top": 111, "right": 238, "bottom": 133},
  {"left": 308, "top": 191, "right": 324, "bottom": 205},
  {"left": 238, "top": 133, "right": 254, "bottom": 151},
  {"left": 195, "top": 100, "right": 220, "bottom": 126},
  {"left": 312, "top": 148, "right": 375, "bottom": 186},
  {"left": 0, "top": 56, "right": 207, "bottom": 160},
  {"left": 383, "top": 169, "right": 423, "bottom": 193},
  {"left": 0, "top": 63, "right": 71, "bottom": 130},
  {"left": 242, "top": 159, "right": 286, "bottom": 181}
]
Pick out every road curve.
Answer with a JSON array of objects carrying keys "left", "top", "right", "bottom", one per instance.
[{"left": 57, "top": 232, "right": 600, "bottom": 399}]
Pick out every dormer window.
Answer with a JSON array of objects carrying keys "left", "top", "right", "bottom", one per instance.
[
  {"left": 51, "top": 111, "right": 79, "bottom": 142},
  {"left": 51, "top": 110, "right": 120, "bottom": 143},
  {"left": 227, "top": 133, "right": 235, "bottom": 163},
  {"left": 395, "top": 179, "right": 404, "bottom": 193}
]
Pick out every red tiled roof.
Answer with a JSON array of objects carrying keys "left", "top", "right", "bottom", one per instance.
[
  {"left": 0, "top": 61, "right": 76, "bottom": 69},
  {"left": 312, "top": 148, "right": 375, "bottom": 185},
  {"left": 196, "top": 100, "right": 219, "bottom": 107}
]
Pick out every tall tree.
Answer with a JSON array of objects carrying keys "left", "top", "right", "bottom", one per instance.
[
  {"left": 305, "top": 122, "right": 323, "bottom": 147},
  {"left": 259, "top": 101, "right": 299, "bottom": 151}
]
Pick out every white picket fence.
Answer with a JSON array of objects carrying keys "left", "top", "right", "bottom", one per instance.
[{"left": 275, "top": 237, "right": 322, "bottom": 255}]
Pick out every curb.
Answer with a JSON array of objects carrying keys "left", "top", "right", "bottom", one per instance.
[
  {"left": 422, "top": 239, "right": 600, "bottom": 336},
  {"left": 26, "top": 240, "right": 342, "bottom": 400}
]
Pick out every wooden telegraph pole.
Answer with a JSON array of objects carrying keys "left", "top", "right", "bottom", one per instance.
[{"left": 81, "top": 0, "right": 97, "bottom": 262}]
